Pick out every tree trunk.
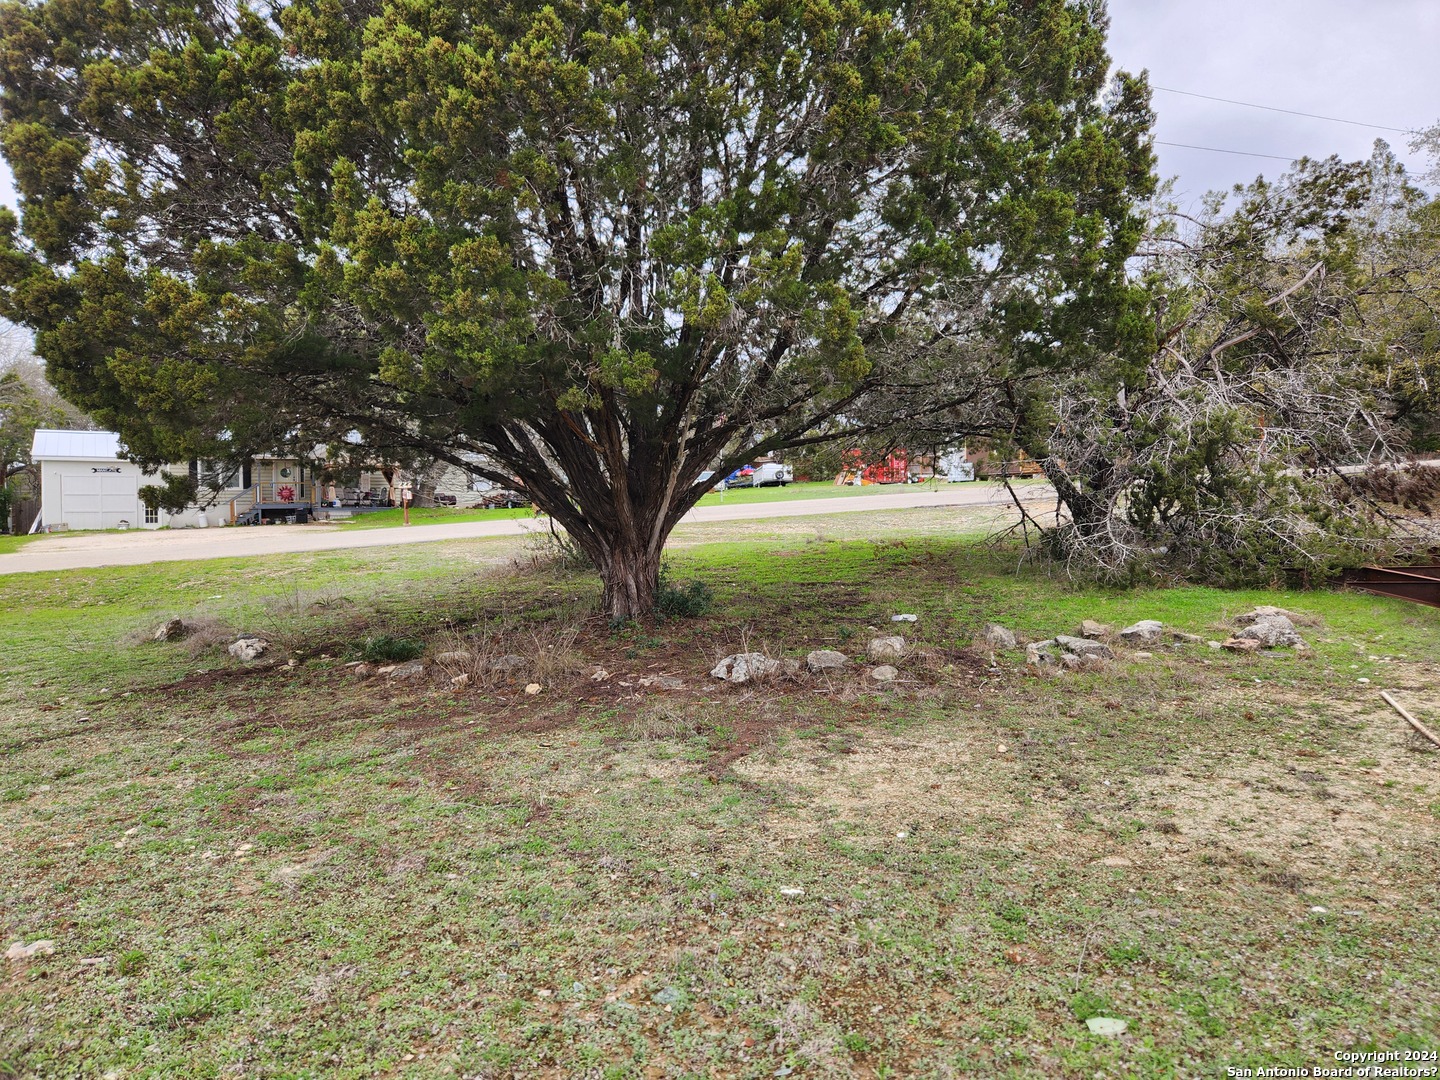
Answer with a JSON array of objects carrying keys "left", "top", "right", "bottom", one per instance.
[
  {"left": 597, "top": 540, "right": 662, "bottom": 622},
  {"left": 512, "top": 442, "right": 706, "bottom": 622},
  {"left": 1041, "top": 457, "right": 1111, "bottom": 536}
]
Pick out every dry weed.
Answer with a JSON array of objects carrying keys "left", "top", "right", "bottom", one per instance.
[
  {"left": 434, "top": 618, "right": 587, "bottom": 689},
  {"left": 625, "top": 704, "right": 716, "bottom": 741},
  {"left": 124, "top": 613, "right": 236, "bottom": 657}
]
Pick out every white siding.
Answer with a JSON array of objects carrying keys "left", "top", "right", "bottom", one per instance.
[{"left": 39, "top": 460, "right": 145, "bottom": 531}]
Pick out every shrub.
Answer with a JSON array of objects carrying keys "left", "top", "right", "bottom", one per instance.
[
  {"left": 655, "top": 569, "right": 714, "bottom": 619},
  {"left": 138, "top": 473, "right": 199, "bottom": 515},
  {"left": 355, "top": 634, "right": 424, "bottom": 663}
]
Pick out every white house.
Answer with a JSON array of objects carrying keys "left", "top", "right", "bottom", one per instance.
[
  {"left": 29, "top": 428, "right": 460, "bottom": 532},
  {"left": 28, "top": 429, "right": 244, "bottom": 530}
]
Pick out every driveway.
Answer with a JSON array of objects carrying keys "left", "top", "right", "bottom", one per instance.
[{"left": 0, "top": 483, "right": 1052, "bottom": 575}]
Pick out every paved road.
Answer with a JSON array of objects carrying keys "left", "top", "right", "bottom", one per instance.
[{"left": 0, "top": 483, "right": 1052, "bottom": 575}]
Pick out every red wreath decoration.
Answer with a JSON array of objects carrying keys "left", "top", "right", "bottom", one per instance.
[{"left": 276, "top": 484, "right": 296, "bottom": 503}]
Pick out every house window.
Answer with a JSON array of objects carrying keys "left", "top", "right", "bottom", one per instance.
[
  {"left": 144, "top": 505, "right": 159, "bottom": 525},
  {"left": 201, "top": 461, "right": 241, "bottom": 489}
]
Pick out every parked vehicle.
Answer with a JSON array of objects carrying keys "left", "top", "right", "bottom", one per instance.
[
  {"left": 750, "top": 462, "right": 792, "bottom": 487},
  {"left": 724, "top": 465, "right": 756, "bottom": 488}
]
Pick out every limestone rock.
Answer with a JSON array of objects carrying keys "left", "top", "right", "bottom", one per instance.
[
  {"left": 982, "top": 623, "right": 1017, "bottom": 650},
  {"left": 1079, "top": 619, "right": 1110, "bottom": 639},
  {"left": 153, "top": 618, "right": 187, "bottom": 642},
  {"left": 710, "top": 652, "right": 780, "bottom": 683},
  {"left": 486, "top": 654, "right": 526, "bottom": 674},
  {"left": 450, "top": 673, "right": 471, "bottom": 689},
  {"left": 5, "top": 940, "right": 56, "bottom": 961},
  {"left": 1233, "top": 614, "right": 1306, "bottom": 648},
  {"left": 1119, "top": 620, "right": 1163, "bottom": 645},
  {"left": 1222, "top": 636, "right": 1262, "bottom": 653},
  {"left": 1055, "top": 635, "right": 1115, "bottom": 660},
  {"left": 1233, "top": 605, "right": 1307, "bottom": 627},
  {"left": 387, "top": 660, "right": 426, "bottom": 680},
  {"left": 866, "top": 636, "right": 906, "bottom": 662},
  {"left": 435, "top": 650, "right": 473, "bottom": 666},
  {"left": 352, "top": 662, "right": 374, "bottom": 678},
  {"left": 1026, "top": 640, "right": 1059, "bottom": 666},
  {"left": 1170, "top": 631, "right": 1204, "bottom": 644},
  {"left": 869, "top": 665, "right": 898, "bottom": 682},
  {"left": 806, "top": 649, "right": 849, "bottom": 674},
  {"left": 228, "top": 637, "right": 269, "bottom": 663}
]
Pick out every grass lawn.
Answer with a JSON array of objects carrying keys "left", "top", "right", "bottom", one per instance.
[
  {"left": 332, "top": 478, "right": 1051, "bottom": 531},
  {"left": 334, "top": 506, "right": 536, "bottom": 530},
  {"left": 692, "top": 477, "right": 1048, "bottom": 508},
  {"left": 1, "top": 513, "right": 1437, "bottom": 1078},
  {"left": 0, "top": 532, "right": 44, "bottom": 555}
]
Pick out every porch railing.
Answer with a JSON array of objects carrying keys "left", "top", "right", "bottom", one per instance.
[{"left": 227, "top": 482, "right": 316, "bottom": 523}]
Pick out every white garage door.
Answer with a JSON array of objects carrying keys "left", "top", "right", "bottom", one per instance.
[{"left": 64, "top": 470, "right": 140, "bottom": 530}]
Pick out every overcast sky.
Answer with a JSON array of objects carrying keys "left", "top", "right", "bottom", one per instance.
[
  {"left": 1108, "top": 0, "right": 1440, "bottom": 204},
  {"left": 0, "top": 2, "right": 1435, "bottom": 212}
]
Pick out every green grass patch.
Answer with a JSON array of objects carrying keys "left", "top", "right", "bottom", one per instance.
[
  {"left": 0, "top": 531, "right": 45, "bottom": 555},
  {"left": 1, "top": 517, "right": 1437, "bottom": 1076},
  {"left": 352, "top": 633, "right": 425, "bottom": 663},
  {"left": 334, "top": 505, "right": 534, "bottom": 529},
  {"left": 691, "top": 476, "right": 1048, "bottom": 507}
]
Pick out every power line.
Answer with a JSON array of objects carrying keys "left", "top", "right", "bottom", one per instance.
[
  {"left": 1152, "top": 85, "right": 1414, "bottom": 134},
  {"left": 1155, "top": 141, "right": 1300, "bottom": 162}
]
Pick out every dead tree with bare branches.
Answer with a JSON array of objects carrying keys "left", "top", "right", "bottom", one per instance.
[{"left": 1010, "top": 150, "right": 1437, "bottom": 584}]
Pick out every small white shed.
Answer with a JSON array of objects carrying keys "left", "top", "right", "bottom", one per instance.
[{"left": 28, "top": 429, "right": 186, "bottom": 531}]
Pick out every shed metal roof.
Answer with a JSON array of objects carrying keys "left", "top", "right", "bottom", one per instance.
[{"left": 29, "top": 429, "right": 125, "bottom": 462}]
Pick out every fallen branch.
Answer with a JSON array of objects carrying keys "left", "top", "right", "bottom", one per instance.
[{"left": 1380, "top": 690, "right": 1440, "bottom": 749}]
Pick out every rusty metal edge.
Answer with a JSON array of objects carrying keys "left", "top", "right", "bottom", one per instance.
[{"left": 1342, "top": 565, "right": 1440, "bottom": 608}]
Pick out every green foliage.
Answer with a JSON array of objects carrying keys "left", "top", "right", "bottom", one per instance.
[
  {"left": 354, "top": 634, "right": 424, "bottom": 664},
  {"left": 1070, "top": 989, "right": 1119, "bottom": 1022},
  {"left": 152, "top": 987, "right": 233, "bottom": 1029},
  {"left": 1021, "top": 151, "right": 1436, "bottom": 586},
  {"left": 115, "top": 949, "right": 146, "bottom": 977},
  {"left": 654, "top": 567, "right": 714, "bottom": 619},
  {"left": 138, "top": 474, "right": 198, "bottom": 516},
  {"left": 0, "top": 363, "right": 67, "bottom": 485},
  {"left": 0, "top": 370, "right": 41, "bottom": 475},
  {"left": 0, "top": 0, "right": 1156, "bottom": 616},
  {"left": 781, "top": 444, "right": 847, "bottom": 484}
]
